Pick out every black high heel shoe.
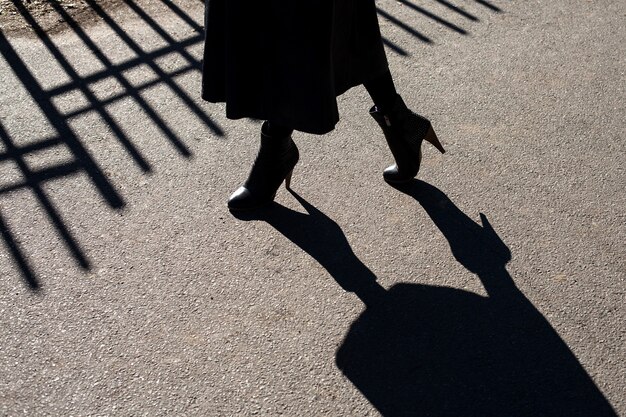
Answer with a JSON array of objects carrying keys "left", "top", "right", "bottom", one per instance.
[
  {"left": 370, "top": 96, "right": 445, "bottom": 183},
  {"left": 228, "top": 121, "right": 299, "bottom": 211}
]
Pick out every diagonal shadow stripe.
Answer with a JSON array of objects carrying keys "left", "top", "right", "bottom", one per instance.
[
  {"left": 382, "top": 37, "right": 410, "bottom": 56},
  {"left": 0, "top": 136, "right": 63, "bottom": 163},
  {"left": 473, "top": 0, "right": 502, "bottom": 12},
  {"left": 377, "top": 0, "right": 505, "bottom": 54},
  {"left": 0, "top": 118, "right": 91, "bottom": 280},
  {"left": 432, "top": 0, "right": 479, "bottom": 21},
  {"left": 397, "top": 0, "right": 468, "bottom": 34},
  {"left": 44, "top": 0, "right": 192, "bottom": 157},
  {"left": 377, "top": 7, "right": 432, "bottom": 44},
  {"left": 9, "top": 1, "right": 154, "bottom": 172},
  {"left": 0, "top": 0, "right": 224, "bottom": 288},
  {"left": 0, "top": 29, "right": 125, "bottom": 209},
  {"left": 120, "top": 0, "right": 222, "bottom": 133},
  {"left": 81, "top": 0, "right": 223, "bottom": 138},
  {"left": 0, "top": 208, "right": 39, "bottom": 289},
  {"left": 63, "top": 64, "right": 199, "bottom": 119},
  {"left": 46, "top": 34, "right": 204, "bottom": 97},
  {"left": 156, "top": 0, "right": 204, "bottom": 33}
]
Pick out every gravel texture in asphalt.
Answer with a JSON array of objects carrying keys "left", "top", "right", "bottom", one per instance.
[{"left": 1, "top": 0, "right": 624, "bottom": 415}]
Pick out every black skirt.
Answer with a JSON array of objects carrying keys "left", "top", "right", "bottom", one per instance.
[{"left": 201, "top": 0, "right": 389, "bottom": 134}]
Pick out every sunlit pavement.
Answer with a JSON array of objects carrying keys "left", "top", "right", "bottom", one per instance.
[{"left": 1, "top": 0, "right": 624, "bottom": 415}]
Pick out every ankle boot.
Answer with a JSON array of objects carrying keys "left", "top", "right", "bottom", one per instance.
[
  {"left": 228, "top": 122, "right": 299, "bottom": 211},
  {"left": 370, "top": 96, "right": 445, "bottom": 183}
]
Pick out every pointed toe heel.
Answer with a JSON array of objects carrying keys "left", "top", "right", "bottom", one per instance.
[
  {"left": 370, "top": 95, "right": 445, "bottom": 183},
  {"left": 227, "top": 122, "right": 299, "bottom": 212}
]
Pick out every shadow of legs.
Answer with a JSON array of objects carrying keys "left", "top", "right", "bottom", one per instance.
[
  {"left": 236, "top": 184, "right": 617, "bottom": 417},
  {"left": 232, "top": 191, "right": 387, "bottom": 307},
  {"left": 337, "top": 181, "right": 617, "bottom": 416}
]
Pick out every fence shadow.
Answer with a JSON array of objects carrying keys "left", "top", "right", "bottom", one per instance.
[
  {"left": 0, "top": 0, "right": 222, "bottom": 289},
  {"left": 233, "top": 184, "right": 617, "bottom": 416},
  {"left": 378, "top": 0, "right": 504, "bottom": 55}
]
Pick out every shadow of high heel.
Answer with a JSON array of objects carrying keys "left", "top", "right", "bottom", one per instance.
[
  {"left": 392, "top": 179, "right": 515, "bottom": 295},
  {"left": 234, "top": 190, "right": 387, "bottom": 306},
  {"left": 336, "top": 180, "right": 617, "bottom": 417},
  {"left": 235, "top": 185, "right": 617, "bottom": 417}
]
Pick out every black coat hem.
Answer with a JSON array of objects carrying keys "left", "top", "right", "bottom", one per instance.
[
  {"left": 201, "top": 64, "right": 388, "bottom": 136},
  {"left": 201, "top": 0, "right": 389, "bottom": 135}
]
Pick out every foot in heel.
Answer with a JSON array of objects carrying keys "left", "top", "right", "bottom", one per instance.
[
  {"left": 370, "top": 96, "right": 444, "bottom": 183},
  {"left": 228, "top": 122, "right": 299, "bottom": 212}
]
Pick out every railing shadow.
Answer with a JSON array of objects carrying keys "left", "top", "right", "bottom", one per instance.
[
  {"left": 378, "top": 0, "right": 503, "bottom": 55},
  {"left": 0, "top": 0, "right": 223, "bottom": 289},
  {"left": 233, "top": 184, "right": 617, "bottom": 416}
]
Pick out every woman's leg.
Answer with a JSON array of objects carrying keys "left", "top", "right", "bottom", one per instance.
[
  {"left": 363, "top": 70, "right": 398, "bottom": 112},
  {"left": 264, "top": 121, "right": 294, "bottom": 139}
]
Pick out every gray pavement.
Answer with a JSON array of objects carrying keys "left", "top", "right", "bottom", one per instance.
[{"left": 1, "top": 0, "right": 624, "bottom": 415}]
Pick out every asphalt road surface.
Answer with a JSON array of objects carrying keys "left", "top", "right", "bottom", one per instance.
[{"left": 1, "top": 0, "right": 624, "bottom": 415}]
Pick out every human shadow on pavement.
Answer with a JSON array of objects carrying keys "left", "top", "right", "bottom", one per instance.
[{"left": 234, "top": 184, "right": 617, "bottom": 417}]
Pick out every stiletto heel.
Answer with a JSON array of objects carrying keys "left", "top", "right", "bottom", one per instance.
[
  {"left": 228, "top": 121, "right": 299, "bottom": 211},
  {"left": 424, "top": 126, "right": 445, "bottom": 154},
  {"left": 370, "top": 95, "right": 444, "bottom": 183}
]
